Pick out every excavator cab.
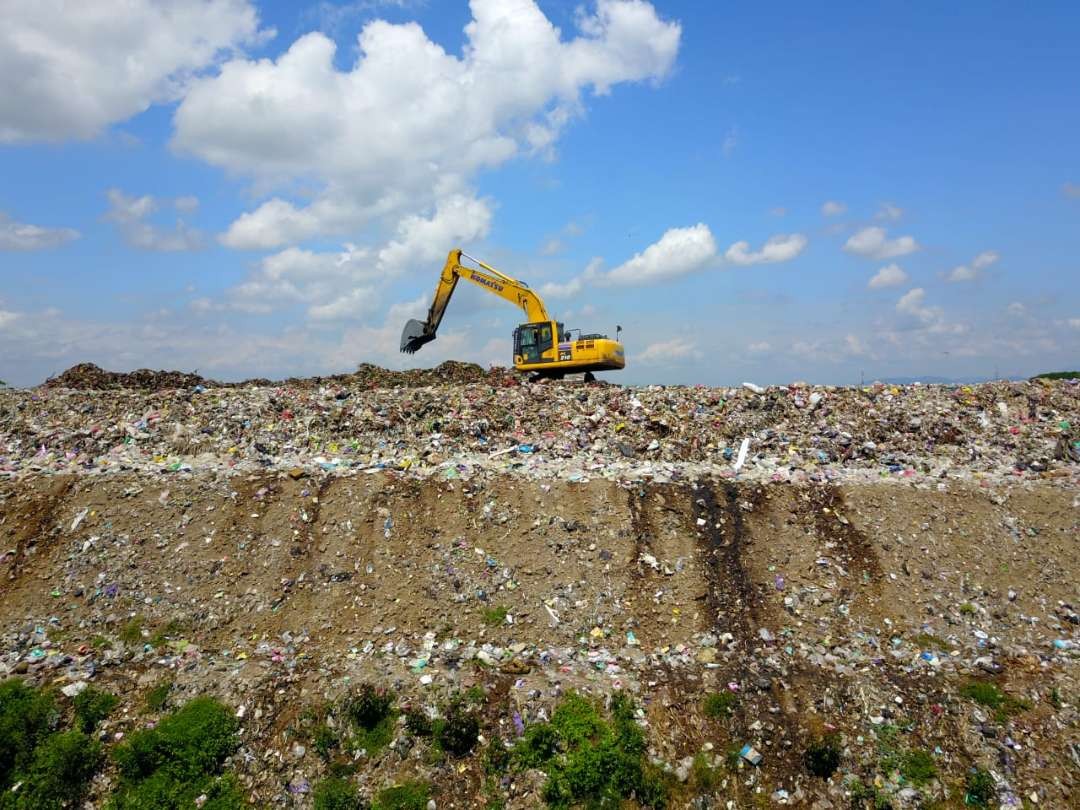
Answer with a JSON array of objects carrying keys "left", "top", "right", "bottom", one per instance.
[{"left": 513, "top": 321, "right": 564, "bottom": 365}]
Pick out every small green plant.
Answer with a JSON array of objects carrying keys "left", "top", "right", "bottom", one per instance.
[
  {"left": 372, "top": 780, "right": 431, "bottom": 810},
  {"left": 145, "top": 680, "right": 172, "bottom": 713},
  {"left": 149, "top": 619, "right": 186, "bottom": 648},
  {"left": 804, "top": 735, "right": 841, "bottom": 779},
  {"left": 343, "top": 684, "right": 396, "bottom": 756},
  {"left": 702, "top": 691, "right": 737, "bottom": 719},
  {"left": 313, "top": 776, "right": 364, "bottom": 810},
  {"left": 511, "top": 691, "right": 668, "bottom": 808},
  {"left": 10, "top": 729, "right": 103, "bottom": 809},
  {"left": 436, "top": 697, "right": 480, "bottom": 757},
  {"left": 73, "top": 686, "right": 119, "bottom": 733},
  {"left": 481, "top": 606, "right": 508, "bottom": 627},
  {"left": 403, "top": 706, "right": 433, "bottom": 738},
  {"left": 109, "top": 697, "right": 244, "bottom": 809},
  {"left": 91, "top": 635, "right": 111, "bottom": 650},
  {"left": 913, "top": 632, "right": 948, "bottom": 650},
  {"left": 119, "top": 616, "right": 145, "bottom": 645},
  {"left": 848, "top": 777, "right": 893, "bottom": 809},
  {"left": 464, "top": 685, "right": 487, "bottom": 705},
  {"left": 313, "top": 723, "right": 339, "bottom": 760},
  {"left": 958, "top": 602, "right": 977, "bottom": 616},
  {"left": 689, "top": 752, "right": 720, "bottom": 790},
  {"left": 1049, "top": 687, "right": 1062, "bottom": 709},
  {"left": 959, "top": 681, "right": 1030, "bottom": 722},
  {"left": 899, "top": 748, "right": 936, "bottom": 785},
  {"left": 964, "top": 767, "right": 995, "bottom": 807}
]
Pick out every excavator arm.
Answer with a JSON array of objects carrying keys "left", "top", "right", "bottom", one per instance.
[{"left": 401, "top": 249, "right": 551, "bottom": 353}]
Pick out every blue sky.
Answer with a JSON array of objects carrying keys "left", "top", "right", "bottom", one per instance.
[{"left": 1, "top": 0, "right": 1078, "bottom": 387}]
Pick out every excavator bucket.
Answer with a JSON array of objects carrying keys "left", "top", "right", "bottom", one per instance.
[{"left": 400, "top": 318, "right": 435, "bottom": 354}]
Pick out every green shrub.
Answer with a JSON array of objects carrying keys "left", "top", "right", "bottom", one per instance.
[
  {"left": 313, "top": 723, "right": 340, "bottom": 760},
  {"left": 109, "top": 697, "right": 243, "bottom": 809},
  {"left": 73, "top": 686, "right": 119, "bottom": 733},
  {"left": 403, "top": 707, "right": 433, "bottom": 738},
  {"left": 804, "top": 735, "right": 841, "bottom": 778},
  {"left": 372, "top": 781, "right": 430, "bottom": 810},
  {"left": 964, "top": 768, "right": 995, "bottom": 807},
  {"left": 959, "top": 681, "right": 1030, "bottom": 722},
  {"left": 481, "top": 606, "right": 508, "bottom": 627},
  {"left": 435, "top": 698, "right": 479, "bottom": 757},
  {"left": 7, "top": 729, "right": 102, "bottom": 809},
  {"left": 702, "top": 691, "right": 737, "bottom": 719},
  {"left": 512, "top": 691, "right": 668, "bottom": 808},
  {"left": 145, "top": 680, "right": 172, "bottom": 713},
  {"left": 314, "top": 777, "right": 364, "bottom": 810},
  {"left": 0, "top": 678, "right": 58, "bottom": 789},
  {"left": 344, "top": 684, "right": 395, "bottom": 729}
]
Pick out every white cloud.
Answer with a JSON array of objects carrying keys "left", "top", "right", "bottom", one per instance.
[
  {"left": 0, "top": 0, "right": 269, "bottom": 143},
  {"left": 539, "top": 238, "right": 563, "bottom": 256},
  {"left": 0, "top": 213, "right": 79, "bottom": 251},
  {"left": 843, "top": 334, "right": 869, "bottom": 356},
  {"left": 867, "top": 263, "right": 908, "bottom": 289},
  {"left": 1067, "top": 318, "right": 1080, "bottom": 330},
  {"left": 598, "top": 224, "right": 717, "bottom": 285},
  {"left": 875, "top": 202, "right": 903, "bottom": 221},
  {"left": 0, "top": 309, "right": 20, "bottom": 329},
  {"left": 1063, "top": 182, "right": 1080, "bottom": 199},
  {"left": 821, "top": 200, "right": 846, "bottom": 217},
  {"left": 895, "top": 287, "right": 945, "bottom": 327},
  {"left": 539, "top": 277, "right": 585, "bottom": 299},
  {"left": 947, "top": 249, "right": 998, "bottom": 283},
  {"left": 174, "top": 196, "right": 200, "bottom": 213},
  {"left": 747, "top": 341, "right": 771, "bottom": 353},
  {"left": 724, "top": 233, "right": 807, "bottom": 266},
  {"left": 177, "top": 0, "right": 680, "bottom": 245},
  {"left": 104, "top": 189, "right": 203, "bottom": 251},
  {"left": 843, "top": 226, "right": 918, "bottom": 260},
  {"left": 637, "top": 337, "right": 699, "bottom": 365},
  {"left": 1007, "top": 302, "right": 1026, "bottom": 317},
  {"left": 224, "top": 193, "right": 490, "bottom": 320},
  {"left": 769, "top": 207, "right": 787, "bottom": 217}
]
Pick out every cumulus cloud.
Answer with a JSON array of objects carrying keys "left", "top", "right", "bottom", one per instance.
[
  {"left": 0, "top": 0, "right": 268, "bottom": 143},
  {"left": 946, "top": 249, "right": 998, "bottom": 283},
  {"left": 0, "top": 309, "right": 20, "bottom": 329},
  {"left": 0, "top": 213, "right": 79, "bottom": 251},
  {"left": 724, "top": 233, "right": 807, "bottom": 266},
  {"left": 1007, "top": 302, "right": 1026, "bottom": 317},
  {"left": 844, "top": 226, "right": 918, "bottom": 260},
  {"left": 637, "top": 337, "right": 699, "bottom": 365},
  {"left": 104, "top": 189, "right": 203, "bottom": 251},
  {"left": 821, "top": 200, "right": 846, "bottom": 216},
  {"left": 896, "top": 287, "right": 944, "bottom": 326},
  {"left": 539, "top": 277, "right": 585, "bottom": 299},
  {"left": 224, "top": 194, "right": 491, "bottom": 320},
  {"left": 867, "top": 263, "right": 908, "bottom": 289},
  {"left": 598, "top": 224, "right": 717, "bottom": 285},
  {"left": 177, "top": 0, "right": 681, "bottom": 245}
]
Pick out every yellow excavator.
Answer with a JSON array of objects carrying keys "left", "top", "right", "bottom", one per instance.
[{"left": 401, "top": 249, "right": 625, "bottom": 379}]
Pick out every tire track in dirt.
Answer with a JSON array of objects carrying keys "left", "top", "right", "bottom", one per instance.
[
  {"left": 0, "top": 478, "right": 75, "bottom": 584},
  {"left": 802, "top": 484, "right": 883, "bottom": 583}
]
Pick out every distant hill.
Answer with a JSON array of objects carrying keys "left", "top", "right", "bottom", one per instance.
[
  {"left": 876, "top": 375, "right": 994, "bottom": 386},
  {"left": 1031, "top": 371, "right": 1080, "bottom": 381}
]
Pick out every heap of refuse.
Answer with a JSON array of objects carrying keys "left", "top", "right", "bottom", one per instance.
[{"left": 3, "top": 365, "right": 1078, "bottom": 483}]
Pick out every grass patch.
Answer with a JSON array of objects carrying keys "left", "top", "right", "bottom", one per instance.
[
  {"left": 73, "top": 686, "right": 119, "bottom": 733},
  {"left": 899, "top": 748, "right": 936, "bottom": 785},
  {"left": 372, "top": 780, "right": 431, "bottom": 810},
  {"left": 119, "top": 616, "right": 145, "bottom": 646},
  {"left": 312, "top": 723, "right": 340, "bottom": 761},
  {"left": 0, "top": 678, "right": 59, "bottom": 788},
  {"left": 313, "top": 776, "right": 364, "bottom": 810},
  {"left": 959, "top": 681, "right": 1030, "bottom": 722},
  {"left": 481, "top": 606, "right": 508, "bottom": 627},
  {"left": 91, "top": 635, "right": 111, "bottom": 650},
  {"left": 149, "top": 619, "right": 187, "bottom": 648},
  {"left": 511, "top": 691, "right": 669, "bottom": 808},
  {"left": 343, "top": 684, "right": 397, "bottom": 756},
  {"left": 963, "top": 767, "right": 995, "bottom": 807},
  {"left": 109, "top": 697, "right": 245, "bottom": 809},
  {"left": 804, "top": 735, "right": 841, "bottom": 779},
  {"left": 702, "top": 691, "right": 737, "bottom": 719},
  {"left": 847, "top": 776, "right": 894, "bottom": 809},
  {"left": 145, "top": 680, "right": 172, "bottom": 713},
  {"left": 958, "top": 603, "right": 977, "bottom": 616},
  {"left": 688, "top": 752, "right": 720, "bottom": 791},
  {"left": 913, "top": 632, "right": 948, "bottom": 650}
]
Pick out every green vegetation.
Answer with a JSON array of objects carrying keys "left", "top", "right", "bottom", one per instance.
[
  {"left": 119, "top": 616, "right": 145, "bottom": 646},
  {"left": 313, "top": 723, "right": 340, "bottom": 760},
  {"left": 109, "top": 697, "right": 245, "bottom": 809},
  {"left": 958, "top": 602, "right": 977, "bottom": 616},
  {"left": 963, "top": 767, "right": 995, "bottom": 807},
  {"left": 1031, "top": 371, "right": 1079, "bottom": 381},
  {"left": 702, "top": 690, "right": 737, "bottom": 719},
  {"left": 313, "top": 776, "right": 364, "bottom": 810},
  {"left": 73, "top": 686, "right": 118, "bottom": 733},
  {"left": 145, "top": 680, "right": 172, "bottom": 713},
  {"left": 404, "top": 692, "right": 480, "bottom": 758},
  {"left": 6, "top": 729, "right": 103, "bottom": 809},
  {"left": 913, "top": 632, "right": 949, "bottom": 650},
  {"left": 481, "top": 605, "right": 509, "bottom": 627},
  {"left": 0, "top": 679, "right": 103, "bottom": 810},
  {"left": 804, "top": 735, "right": 841, "bottom": 779},
  {"left": 343, "top": 684, "right": 397, "bottom": 756},
  {"left": 149, "top": 619, "right": 187, "bottom": 648},
  {"left": 899, "top": 749, "right": 936, "bottom": 785},
  {"left": 372, "top": 780, "right": 431, "bottom": 810},
  {"left": 847, "top": 777, "right": 894, "bottom": 809},
  {"left": 959, "top": 681, "right": 1031, "bottom": 722},
  {"left": 511, "top": 691, "right": 668, "bottom": 808},
  {"left": 688, "top": 752, "right": 720, "bottom": 791}
]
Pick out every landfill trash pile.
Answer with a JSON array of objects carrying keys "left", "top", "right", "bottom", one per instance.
[
  {"left": 0, "top": 369, "right": 1077, "bottom": 807},
  {"left": 3, "top": 369, "right": 1077, "bottom": 484}
]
